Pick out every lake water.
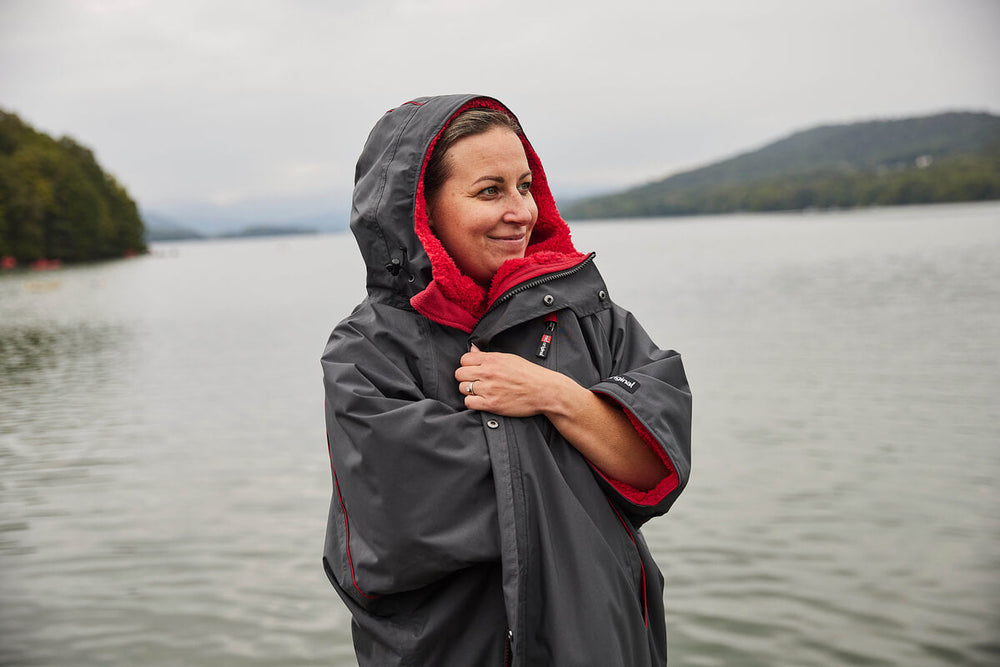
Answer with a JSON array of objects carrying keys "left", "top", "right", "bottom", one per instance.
[{"left": 1, "top": 202, "right": 998, "bottom": 666}]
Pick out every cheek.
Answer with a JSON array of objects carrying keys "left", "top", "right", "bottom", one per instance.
[
  {"left": 436, "top": 203, "right": 485, "bottom": 255},
  {"left": 525, "top": 201, "right": 539, "bottom": 233},
  {"left": 427, "top": 198, "right": 460, "bottom": 238}
]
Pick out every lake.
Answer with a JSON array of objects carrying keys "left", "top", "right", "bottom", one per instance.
[{"left": 1, "top": 202, "right": 998, "bottom": 666}]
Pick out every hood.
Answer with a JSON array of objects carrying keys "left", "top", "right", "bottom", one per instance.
[{"left": 349, "top": 94, "right": 585, "bottom": 332}]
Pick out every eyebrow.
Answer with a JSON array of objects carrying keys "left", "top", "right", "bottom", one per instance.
[{"left": 472, "top": 171, "right": 532, "bottom": 186}]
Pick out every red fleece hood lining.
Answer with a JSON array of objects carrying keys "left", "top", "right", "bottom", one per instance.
[{"left": 411, "top": 98, "right": 584, "bottom": 330}]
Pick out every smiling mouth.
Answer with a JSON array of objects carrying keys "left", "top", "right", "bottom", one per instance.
[{"left": 488, "top": 234, "right": 526, "bottom": 242}]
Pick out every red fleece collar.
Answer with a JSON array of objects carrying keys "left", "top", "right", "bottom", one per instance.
[
  {"left": 410, "top": 251, "right": 588, "bottom": 333},
  {"left": 410, "top": 99, "right": 585, "bottom": 332}
]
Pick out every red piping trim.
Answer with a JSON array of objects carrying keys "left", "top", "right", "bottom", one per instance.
[
  {"left": 386, "top": 100, "right": 426, "bottom": 112},
  {"left": 607, "top": 500, "right": 648, "bottom": 626},
  {"left": 327, "top": 433, "right": 379, "bottom": 601}
]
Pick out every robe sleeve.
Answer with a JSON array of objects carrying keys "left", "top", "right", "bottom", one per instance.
[
  {"left": 588, "top": 306, "right": 692, "bottom": 524},
  {"left": 321, "top": 315, "right": 500, "bottom": 610}
]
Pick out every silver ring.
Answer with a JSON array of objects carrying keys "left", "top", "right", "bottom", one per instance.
[{"left": 465, "top": 381, "right": 476, "bottom": 395}]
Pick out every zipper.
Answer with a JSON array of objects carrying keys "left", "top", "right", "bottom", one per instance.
[
  {"left": 486, "top": 252, "right": 595, "bottom": 315},
  {"left": 535, "top": 313, "right": 558, "bottom": 359},
  {"left": 488, "top": 253, "right": 594, "bottom": 663}
]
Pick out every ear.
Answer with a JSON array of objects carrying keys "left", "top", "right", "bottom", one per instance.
[{"left": 425, "top": 198, "right": 435, "bottom": 228}]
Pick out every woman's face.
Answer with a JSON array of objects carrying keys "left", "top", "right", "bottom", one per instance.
[{"left": 427, "top": 127, "right": 538, "bottom": 284}]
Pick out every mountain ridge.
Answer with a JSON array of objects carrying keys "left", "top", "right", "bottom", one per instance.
[{"left": 560, "top": 111, "right": 1000, "bottom": 219}]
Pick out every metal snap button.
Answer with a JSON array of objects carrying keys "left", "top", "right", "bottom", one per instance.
[
  {"left": 487, "top": 419, "right": 500, "bottom": 429},
  {"left": 598, "top": 290, "right": 607, "bottom": 300},
  {"left": 543, "top": 294, "right": 555, "bottom": 306}
]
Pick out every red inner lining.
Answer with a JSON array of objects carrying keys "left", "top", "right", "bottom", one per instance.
[{"left": 591, "top": 392, "right": 679, "bottom": 506}]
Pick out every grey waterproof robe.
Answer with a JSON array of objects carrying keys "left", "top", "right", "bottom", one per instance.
[{"left": 322, "top": 95, "right": 692, "bottom": 666}]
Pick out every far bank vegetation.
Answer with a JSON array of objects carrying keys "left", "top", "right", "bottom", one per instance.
[
  {"left": 0, "top": 109, "right": 146, "bottom": 266},
  {"left": 561, "top": 112, "right": 1000, "bottom": 220}
]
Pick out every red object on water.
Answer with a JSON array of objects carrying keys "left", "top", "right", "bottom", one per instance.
[
  {"left": 1, "top": 256, "right": 16, "bottom": 270},
  {"left": 29, "top": 258, "right": 63, "bottom": 271}
]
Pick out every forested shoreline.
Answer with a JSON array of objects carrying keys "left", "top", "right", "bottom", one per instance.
[
  {"left": 0, "top": 110, "right": 146, "bottom": 267},
  {"left": 3, "top": 108, "right": 998, "bottom": 266},
  {"left": 562, "top": 111, "right": 1000, "bottom": 220}
]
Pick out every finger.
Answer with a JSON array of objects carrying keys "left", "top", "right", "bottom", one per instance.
[
  {"left": 464, "top": 394, "right": 487, "bottom": 411},
  {"left": 461, "top": 344, "right": 489, "bottom": 367}
]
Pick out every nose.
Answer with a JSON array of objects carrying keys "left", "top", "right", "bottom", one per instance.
[{"left": 503, "top": 191, "right": 537, "bottom": 225}]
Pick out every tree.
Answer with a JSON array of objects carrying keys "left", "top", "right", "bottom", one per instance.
[{"left": 0, "top": 109, "right": 147, "bottom": 264}]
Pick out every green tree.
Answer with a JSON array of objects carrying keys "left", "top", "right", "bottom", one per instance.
[{"left": 0, "top": 109, "right": 147, "bottom": 264}]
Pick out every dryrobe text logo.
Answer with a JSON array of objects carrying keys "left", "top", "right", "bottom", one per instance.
[{"left": 606, "top": 374, "right": 640, "bottom": 394}]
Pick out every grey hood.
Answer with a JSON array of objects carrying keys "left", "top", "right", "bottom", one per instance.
[{"left": 349, "top": 94, "right": 584, "bottom": 329}]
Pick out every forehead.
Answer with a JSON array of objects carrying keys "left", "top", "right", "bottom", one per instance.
[{"left": 445, "top": 128, "right": 530, "bottom": 176}]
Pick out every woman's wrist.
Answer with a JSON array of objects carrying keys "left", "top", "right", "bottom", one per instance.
[{"left": 540, "top": 372, "right": 591, "bottom": 423}]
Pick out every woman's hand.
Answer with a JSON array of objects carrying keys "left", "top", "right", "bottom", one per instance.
[
  {"left": 456, "top": 345, "right": 571, "bottom": 417},
  {"left": 456, "top": 346, "right": 669, "bottom": 491}
]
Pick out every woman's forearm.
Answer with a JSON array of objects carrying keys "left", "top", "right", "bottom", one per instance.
[
  {"left": 540, "top": 373, "right": 668, "bottom": 491},
  {"left": 456, "top": 347, "right": 667, "bottom": 491}
]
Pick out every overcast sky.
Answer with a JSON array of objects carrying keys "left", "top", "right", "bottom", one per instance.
[{"left": 2, "top": 0, "right": 998, "bottom": 228}]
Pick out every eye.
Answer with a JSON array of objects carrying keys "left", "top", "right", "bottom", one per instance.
[
  {"left": 518, "top": 181, "right": 532, "bottom": 194},
  {"left": 478, "top": 186, "right": 499, "bottom": 197}
]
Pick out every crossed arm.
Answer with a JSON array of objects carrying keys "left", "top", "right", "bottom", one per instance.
[{"left": 455, "top": 346, "right": 669, "bottom": 491}]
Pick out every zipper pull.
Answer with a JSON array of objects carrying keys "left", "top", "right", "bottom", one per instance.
[{"left": 535, "top": 313, "right": 558, "bottom": 359}]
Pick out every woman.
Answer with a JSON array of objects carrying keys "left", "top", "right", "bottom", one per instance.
[{"left": 322, "top": 95, "right": 692, "bottom": 666}]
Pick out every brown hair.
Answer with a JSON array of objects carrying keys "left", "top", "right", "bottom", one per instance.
[{"left": 423, "top": 108, "right": 522, "bottom": 202}]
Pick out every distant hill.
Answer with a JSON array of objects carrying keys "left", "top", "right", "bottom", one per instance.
[
  {"left": 217, "top": 225, "right": 317, "bottom": 239},
  {"left": 144, "top": 197, "right": 348, "bottom": 238},
  {"left": 143, "top": 210, "right": 321, "bottom": 242},
  {"left": 0, "top": 109, "right": 147, "bottom": 264},
  {"left": 143, "top": 212, "right": 205, "bottom": 242},
  {"left": 561, "top": 111, "right": 1000, "bottom": 220}
]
